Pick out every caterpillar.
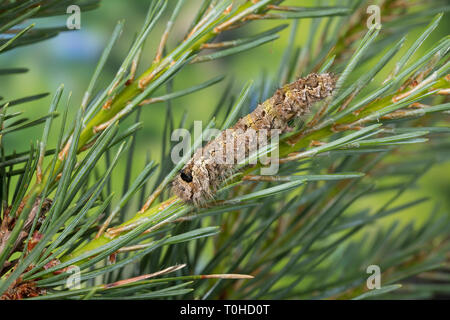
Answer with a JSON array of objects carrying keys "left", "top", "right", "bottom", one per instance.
[{"left": 172, "top": 73, "right": 337, "bottom": 206}]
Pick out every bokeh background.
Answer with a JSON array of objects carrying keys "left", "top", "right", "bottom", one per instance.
[{"left": 1, "top": 0, "right": 449, "bottom": 227}]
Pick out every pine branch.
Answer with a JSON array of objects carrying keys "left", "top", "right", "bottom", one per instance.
[{"left": 1, "top": 0, "right": 449, "bottom": 300}]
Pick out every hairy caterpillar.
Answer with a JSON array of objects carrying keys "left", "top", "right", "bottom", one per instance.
[{"left": 172, "top": 73, "right": 337, "bottom": 206}]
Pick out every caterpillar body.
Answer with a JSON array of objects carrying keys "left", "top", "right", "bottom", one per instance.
[{"left": 172, "top": 73, "right": 337, "bottom": 206}]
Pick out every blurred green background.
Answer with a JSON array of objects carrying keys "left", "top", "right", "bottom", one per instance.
[{"left": 1, "top": 0, "right": 449, "bottom": 226}]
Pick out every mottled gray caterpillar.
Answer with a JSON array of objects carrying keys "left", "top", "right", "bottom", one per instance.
[{"left": 172, "top": 73, "right": 337, "bottom": 206}]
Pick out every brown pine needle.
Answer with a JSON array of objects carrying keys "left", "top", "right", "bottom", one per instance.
[
  {"left": 103, "top": 264, "right": 187, "bottom": 289},
  {"left": 199, "top": 274, "right": 253, "bottom": 279}
]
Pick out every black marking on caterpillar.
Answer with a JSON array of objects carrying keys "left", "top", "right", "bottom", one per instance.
[
  {"left": 179, "top": 169, "right": 193, "bottom": 183},
  {"left": 172, "top": 73, "right": 337, "bottom": 206}
]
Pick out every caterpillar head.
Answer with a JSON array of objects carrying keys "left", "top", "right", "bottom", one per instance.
[
  {"left": 172, "top": 163, "right": 213, "bottom": 207},
  {"left": 172, "top": 168, "right": 194, "bottom": 202}
]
